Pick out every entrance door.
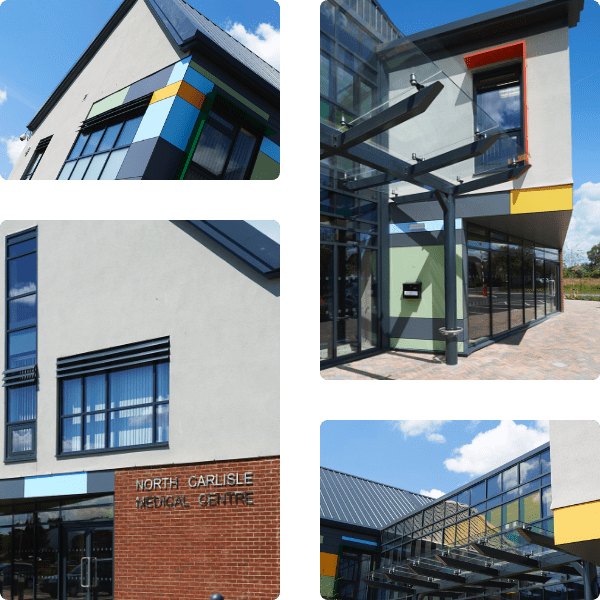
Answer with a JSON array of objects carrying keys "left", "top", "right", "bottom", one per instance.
[{"left": 63, "top": 526, "right": 113, "bottom": 600}]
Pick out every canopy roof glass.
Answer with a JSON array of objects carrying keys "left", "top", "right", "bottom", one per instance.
[{"left": 320, "top": 1, "right": 527, "bottom": 200}]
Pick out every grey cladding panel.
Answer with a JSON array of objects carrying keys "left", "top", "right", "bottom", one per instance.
[
  {"left": 123, "top": 66, "right": 173, "bottom": 104},
  {"left": 386, "top": 317, "right": 466, "bottom": 342},
  {"left": 0, "top": 478, "right": 24, "bottom": 500},
  {"left": 87, "top": 471, "right": 115, "bottom": 494},
  {"left": 390, "top": 230, "right": 466, "bottom": 248},
  {"left": 320, "top": 467, "right": 432, "bottom": 529}
]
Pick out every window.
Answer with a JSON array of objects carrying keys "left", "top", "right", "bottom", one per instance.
[
  {"left": 21, "top": 136, "right": 52, "bottom": 180},
  {"left": 4, "top": 228, "right": 37, "bottom": 461},
  {"left": 474, "top": 66, "right": 523, "bottom": 172},
  {"left": 57, "top": 115, "right": 143, "bottom": 180},
  {"left": 58, "top": 338, "right": 169, "bottom": 455},
  {"left": 184, "top": 109, "right": 261, "bottom": 180}
]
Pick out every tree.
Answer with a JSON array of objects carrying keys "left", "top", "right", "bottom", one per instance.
[{"left": 588, "top": 243, "right": 600, "bottom": 268}]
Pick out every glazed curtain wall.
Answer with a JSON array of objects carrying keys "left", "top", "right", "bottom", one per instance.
[
  {"left": 0, "top": 495, "right": 113, "bottom": 600},
  {"left": 467, "top": 224, "right": 560, "bottom": 347},
  {"left": 321, "top": 194, "right": 379, "bottom": 362},
  {"left": 380, "top": 448, "right": 552, "bottom": 563}
]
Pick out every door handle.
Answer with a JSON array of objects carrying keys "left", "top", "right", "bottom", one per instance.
[{"left": 81, "top": 557, "right": 90, "bottom": 588}]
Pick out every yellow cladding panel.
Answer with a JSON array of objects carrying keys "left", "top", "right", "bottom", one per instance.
[
  {"left": 554, "top": 499, "right": 600, "bottom": 545},
  {"left": 510, "top": 184, "right": 573, "bottom": 215},
  {"left": 150, "top": 81, "right": 182, "bottom": 104},
  {"left": 320, "top": 552, "right": 338, "bottom": 577}
]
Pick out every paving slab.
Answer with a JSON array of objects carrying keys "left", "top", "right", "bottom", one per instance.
[{"left": 321, "top": 300, "right": 600, "bottom": 380}]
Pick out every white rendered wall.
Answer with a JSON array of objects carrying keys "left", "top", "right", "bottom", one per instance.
[
  {"left": 388, "top": 24, "right": 573, "bottom": 195},
  {"left": 0, "top": 221, "right": 280, "bottom": 478},
  {"left": 549, "top": 421, "right": 600, "bottom": 510},
  {"left": 8, "top": 0, "right": 186, "bottom": 180}
]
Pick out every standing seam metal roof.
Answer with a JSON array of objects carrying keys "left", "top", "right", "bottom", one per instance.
[
  {"left": 320, "top": 467, "right": 433, "bottom": 530},
  {"left": 150, "top": 0, "right": 280, "bottom": 90}
]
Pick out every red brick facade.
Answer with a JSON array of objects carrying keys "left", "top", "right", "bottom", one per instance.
[{"left": 114, "top": 456, "right": 280, "bottom": 600}]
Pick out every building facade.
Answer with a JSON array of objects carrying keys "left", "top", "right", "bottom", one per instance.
[
  {"left": 320, "top": 0, "right": 583, "bottom": 367},
  {"left": 320, "top": 438, "right": 600, "bottom": 600},
  {"left": 8, "top": 0, "right": 280, "bottom": 181},
  {"left": 0, "top": 220, "right": 280, "bottom": 600}
]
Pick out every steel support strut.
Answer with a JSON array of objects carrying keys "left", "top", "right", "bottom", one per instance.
[{"left": 435, "top": 191, "right": 459, "bottom": 366}]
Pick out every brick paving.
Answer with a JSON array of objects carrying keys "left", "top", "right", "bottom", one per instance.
[{"left": 321, "top": 300, "right": 600, "bottom": 380}]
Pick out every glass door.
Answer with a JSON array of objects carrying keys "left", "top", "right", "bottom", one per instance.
[{"left": 63, "top": 525, "right": 113, "bottom": 600}]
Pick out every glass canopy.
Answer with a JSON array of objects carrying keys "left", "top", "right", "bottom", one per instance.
[{"left": 320, "top": 1, "right": 527, "bottom": 199}]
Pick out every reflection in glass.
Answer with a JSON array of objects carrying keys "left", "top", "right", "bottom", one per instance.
[
  {"left": 535, "top": 258, "right": 546, "bottom": 318},
  {"left": 36, "top": 524, "right": 59, "bottom": 600},
  {"left": 491, "top": 252, "right": 509, "bottom": 335},
  {"left": 191, "top": 124, "right": 232, "bottom": 175},
  {"left": 502, "top": 465, "right": 518, "bottom": 491},
  {"left": 8, "top": 295, "right": 36, "bottom": 330},
  {"left": 7, "top": 386, "right": 36, "bottom": 423},
  {"left": 523, "top": 255, "right": 535, "bottom": 322},
  {"left": 509, "top": 255, "right": 524, "bottom": 328},
  {"left": 360, "top": 248, "right": 377, "bottom": 351},
  {"left": 336, "top": 246, "right": 359, "bottom": 357},
  {"left": 8, "top": 254, "right": 36, "bottom": 298},
  {"left": 8, "top": 328, "right": 36, "bottom": 368},
  {"left": 520, "top": 456, "right": 540, "bottom": 483},
  {"left": 321, "top": 246, "right": 334, "bottom": 364},
  {"left": 467, "top": 249, "right": 490, "bottom": 344},
  {"left": 109, "top": 406, "right": 152, "bottom": 448}
]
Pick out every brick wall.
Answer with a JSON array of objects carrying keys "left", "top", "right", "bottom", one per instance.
[{"left": 114, "top": 456, "right": 280, "bottom": 600}]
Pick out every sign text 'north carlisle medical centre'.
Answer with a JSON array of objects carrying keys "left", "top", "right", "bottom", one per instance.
[{"left": 135, "top": 472, "right": 254, "bottom": 510}]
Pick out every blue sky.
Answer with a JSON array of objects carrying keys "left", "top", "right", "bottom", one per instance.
[
  {"left": 0, "top": 0, "right": 280, "bottom": 179},
  {"left": 321, "top": 421, "right": 550, "bottom": 498},
  {"left": 385, "top": 0, "right": 600, "bottom": 258}
]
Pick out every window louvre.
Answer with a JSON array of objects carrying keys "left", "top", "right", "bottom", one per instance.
[
  {"left": 3, "top": 365, "right": 37, "bottom": 387},
  {"left": 80, "top": 94, "right": 151, "bottom": 133},
  {"left": 57, "top": 337, "right": 169, "bottom": 379}
]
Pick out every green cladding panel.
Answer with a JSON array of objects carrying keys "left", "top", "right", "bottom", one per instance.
[
  {"left": 320, "top": 575, "right": 335, "bottom": 597},
  {"left": 87, "top": 87, "right": 130, "bottom": 119},
  {"left": 389, "top": 245, "right": 463, "bottom": 320},
  {"left": 250, "top": 152, "right": 279, "bottom": 180},
  {"left": 391, "top": 338, "right": 465, "bottom": 352}
]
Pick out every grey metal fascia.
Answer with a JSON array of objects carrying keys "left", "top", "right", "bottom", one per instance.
[
  {"left": 187, "top": 220, "right": 279, "bottom": 279},
  {"left": 379, "top": 441, "right": 551, "bottom": 530}
]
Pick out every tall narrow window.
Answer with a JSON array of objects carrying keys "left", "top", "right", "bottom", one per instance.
[
  {"left": 474, "top": 66, "right": 523, "bottom": 172},
  {"left": 4, "top": 228, "right": 37, "bottom": 461},
  {"left": 21, "top": 136, "right": 52, "bottom": 180}
]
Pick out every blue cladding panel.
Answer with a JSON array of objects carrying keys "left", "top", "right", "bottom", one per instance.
[
  {"left": 123, "top": 66, "right": 174, "bottom": 104},
  {"left": 259, "top": 137, "right": 280, "bottom": 163},
  {"left": 160, "top": 96, "right": 200, "bottom": 151},
  {"left": 132, "top": 96, "right": 176, "bottom": 144},
  {"left": 167, "top": 56, "right": 192, "bottom": 85},
  {"left": 342, "top": 536, "right": 378, "bottom": 546},
  {"left": 183, "top": 67, "right": 214, "bottom": 95},
  {"left": 24, "top": 472, "right": 87, "bottom": 498}
]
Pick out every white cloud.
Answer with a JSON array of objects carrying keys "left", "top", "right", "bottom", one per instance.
[
  {"left": 0, "top": 136, "right": 26, "bottom": 165},
  {"left": 225, "top": 22, "right": 280, "bottom": 70},
  {"left": 563, "top": 182, "right": 600, "bottom": 258},
  {"left": 444, "top": 421, "right": 549, "bottom": 477},
  {"left": 420, "top": 489, "right": 445, "bottom": 499},
  {"left": 0, "top": 88, "right": 7, "bottom": 107},
  {"left": 394, "top": 421, "right": 449, "bottom": 443}
]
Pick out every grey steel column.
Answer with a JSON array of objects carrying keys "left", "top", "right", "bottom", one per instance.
[
  {"left": 434, "top": 190, "right": 460, "bottom": 366},
  {"left": 583, "top": 560, "right": 598, "bottom": 600},
  {"left": 443, "top": 194, "right": 458, "bottom": 365}
]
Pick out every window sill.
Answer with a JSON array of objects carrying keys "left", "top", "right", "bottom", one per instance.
[
  {"left": 57, "top": 442, "right": 169, "bottom": 460},
  {"left": 4, "top": 455, "right": 36, "bottom": 464}
]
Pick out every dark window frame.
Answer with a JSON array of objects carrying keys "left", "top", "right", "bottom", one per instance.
[
  {"left": 473, "top": 64, "right": 524, "bottom": 174},
  {"left": 5, "top": 228, "right": 38, "bottom": 462},
  {"left": 21, "top": 136, "right": 52, "bottom": 181},
  {"left": 184, "top": 104, "right": 264, "bottom": 181},
  {"left": 58, "top": 360, "right": 169, "bottom": 457}
]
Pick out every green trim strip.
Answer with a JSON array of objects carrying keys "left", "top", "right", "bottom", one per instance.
[
  {"left": 175, "top": 92, "right": 216, "bottom": 180},
  {"left": 189, "top": 60, "right": 269, "bottom": 120}
]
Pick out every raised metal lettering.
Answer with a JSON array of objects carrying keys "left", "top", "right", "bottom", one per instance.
[
  {"left": 208, "top": 493, "right": 216, "bottom": 506},
  {"left": 246, "top": 491, "right": 254, "bottom": 505},
  {"left": 235, "top": 492, "right": 245, "bottom": 505},
  {"left": 154, "top": 478, "right": 162, "bottom": 490},
  {"left": 136, "top": 481, "right": 144, "bottom": 492},
  {"left": 189, "top": 476, "right": 197, "bottom": 488},
  {"left": 245, "top": 472, "right": 253, "bottom": 486},
  {"left": 227, "top": 473, "right": 236, "bottom": 486},
  {"left": 207, "top": 475, "right": 215, "bottom": 487},
  {"left": 198, "top": 494, "right": 207, "bottom": 506},
  {"left": 166, "top": 495, "right": 174, "bottom": 508}
]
